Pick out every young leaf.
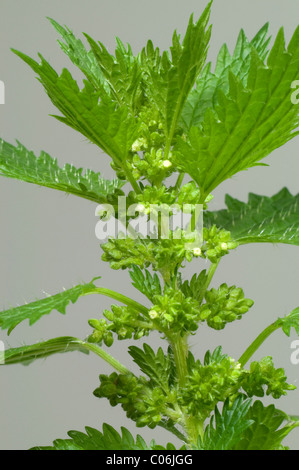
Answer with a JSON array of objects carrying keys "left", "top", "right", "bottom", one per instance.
[
  {"left": 129, "top": 265, "right": 162, "bottom": 302},
  {"left": 47, "top": 18, "right": 109, "bottom": 94},
  {"left": 232, "top": 400, "right": 298, "bottom": 450},
  {"left": 140, "top": 3, "right": 212, "bottom": 150},
  {"left": 181, "top": 23, "right": 271, "bottom": 130},
  {"left": 175, "top": 26, "right": 299, "bottom": 197},
  {"left": 0, "top": 139, "right": 125, "bottom": 204},
  {"left": 11, "top": 50, "right": 138, "bottom": 166},
  {"left": 203, "top": 345, "right": 227, "bottom": 366},
  {"left": 84, "top": 33, "right": 144, "bottom": 112},
  {"left": 0, "top": 279, "right": 98, "bottom": 334},
  {"left": 2, "top": 336, "right": 89, "bottom": 366},
  {"left": 128, "top": 343, "right": 175, "bottom": 391},
  {"left": 276, "top": 307, "right": 299, "bottom": 337},
  {"left": 179, "top": 270, "right": 208, "bottom": 302},
  {"left": 195, "top": 396, "right": 253, "bottom": 450},
  {"left": 204, "top": 188, "right": 299, "bottom": 246}
]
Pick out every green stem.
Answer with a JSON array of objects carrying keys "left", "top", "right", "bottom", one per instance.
[
  {"left": 174, "top": 172, "right": 185, "bottom": 192},
  {"left": 238, "top": 320, "right": 281, "bottom": 367},
  {"left": 82, "top": 341, "right": 131, "bottom": 375},
  {"left": 158, "top": 421, "right": 188, "bottom": 443},
  {"left": 84, "top": 287, "right": 149, "bottom": 316},
  {"left": 168, "top": 333, "right": 202, "bottom": 446},
  {"left": 169, "top": 334, "right": 189, "bottom": 387},
  {"left": 197, "top": 259, "right": 220, "bottom": 305},
  {"left": 123, "top": 165, "right": 141, "bottom": 194}
]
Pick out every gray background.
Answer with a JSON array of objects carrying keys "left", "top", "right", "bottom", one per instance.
[{"left": 0, "top": 0, "right": 299, "bottom": 450}]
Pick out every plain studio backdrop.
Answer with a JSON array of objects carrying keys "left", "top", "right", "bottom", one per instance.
[{"left": 0, "top": 0, "right": 299, "bottom": 450}]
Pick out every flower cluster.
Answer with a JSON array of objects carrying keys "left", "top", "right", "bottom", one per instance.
[
  {"left": 94, "top": 372, "right": 179, "bottom": 428},
  {"left": 200, "top": 225, "right": 239, "bottom": 263},
  {"left": 179, "top": 352, "right": 243, "bottom": 420},
  {"left": 241, "top": 356, "right": 296, "bottom": 399},
  {"left": 88, "top": 305, "right": 152, "bottom": 345},
  {"left": 101, "top": 230, "right": 201, "bottom": 274},
  {"left": 199, "top": 283, "right": 254, "bottom": 330},
  {"left": 148, "top": 287, "right": 202, "bottom": 335}
]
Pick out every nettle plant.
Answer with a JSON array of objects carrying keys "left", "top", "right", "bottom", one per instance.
[{"left": 1, "top": 1, "right": 299, "bottom": 450}]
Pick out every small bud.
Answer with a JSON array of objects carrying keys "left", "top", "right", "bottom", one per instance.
[
  {"left": 88, "top": 318, "right": 101, "bottom": 330},
  {"left": 220, "top": 242, "right": 228, "bottom": 251},
  {"left": 206, "top": 248, "right": 217, "bottom": 260},
  {"left": 118, "top": 327, "right": 128, "bottom": 338},
  {"left": 149, "top": 309, "right": 158, "bottom": 319},
  {"left": 87, "top": 331, "right": 102, "bottom": 343},
  {"left": 131, "top": 138, "right": 147, "bottom": 152},
  {"left": 104, "top": 333, "right": 114, "bottom": 347},
  {"left": 162, "top": 160, "right": 172, "bottom": 168},
  {"left": 192, "top": 247, "right": 202, "bottom": 257}
]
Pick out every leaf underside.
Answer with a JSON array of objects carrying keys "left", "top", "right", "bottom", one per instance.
[
  {"left": 204, "top": 188, "right": 299, "bottom": 246},
  {"left": 2, "top": 336, "right": 89, "bottom": 366}
]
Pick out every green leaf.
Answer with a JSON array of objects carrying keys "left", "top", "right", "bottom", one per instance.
[
  {"left": 196, "top": 396, "right": 253, "bottom": 450},
  {"left": 277, "top": 306, "right": 299, "bottom": 337},
  {"left": 175, "top": 26, "right": 299, "bottom": 196},
  {"left": 233, "top": 400, "right": 298, "bottom": 450},
  {"left": 47, "top": 18, "right": 109, "bottom": 94},
  {"left": 140, "top": 3, "right": 212, "bottom": 147},
  {"left": 31, "top": 423, "right": 163, "bottom": 450},
  {"left": 84, "top": 33, "right": 144, "bottom": 112},
  {"left": 2, "top": 336, "right": 89, "bottom": 365},
  {"left": 12, "top": 49, "right": 138, "bottom": 166},
  {"left": 204, "top": 188, "right": 299, "bottom": 246},
  {"left": 203, "top": 345, "right": 227, "bottom": 366},
  {"left": 0, "top": 279, "right": 99, "bottom": 334},
  {"left": 179, "top": 270, "right": 208, "bottom": 302},
  {"left": 128, "top": 343, "right": 175, "bottom": 391},
  {"left": 129, "top": 265, "right": 162, "bottom": 302},
  {"left": 0, "top": 139, "right": 125, "bottom": 204},
  {"left": 181, "top": 23, "right": 271, "bottom": 130},
  {"left": 2, "top": 335, "right": 131, "bottom": 374}
]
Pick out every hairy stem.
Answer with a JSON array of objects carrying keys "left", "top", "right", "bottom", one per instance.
[
  {"left": 158, "top": 421, "right": 188, "bottom": 443},
  {"left": 81, "top": 340, "right": 131, "bottom": 374},
  {"left": 168, "top": 333, "right": 202, "bottom": 446},
  {"left": 169, "top": 334, "right": 189, "bottom": 387},
  {"left": 198, "top": 259, "right": 220, "bottom": 305},
  {"left": 84, "top": 287, "right": 149, "bottom": 316},
  {"left": 123, "top": 164, "right": 141, "bottom": 194},
  {"left": 238, "top": 320, "right": 281, "bottom": 367}
]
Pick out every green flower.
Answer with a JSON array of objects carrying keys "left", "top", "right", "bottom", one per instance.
[{"left": 199, "top": 283, "right": 254, "bottom": 330}]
